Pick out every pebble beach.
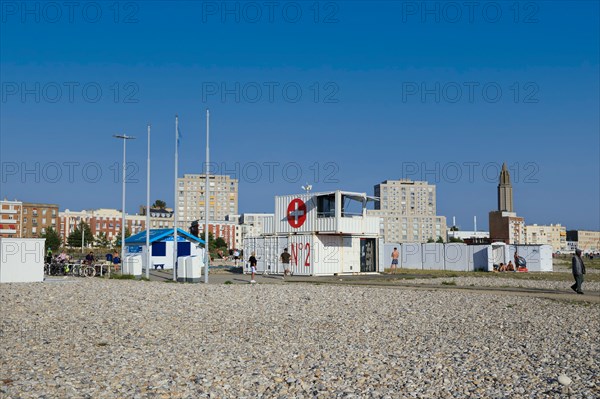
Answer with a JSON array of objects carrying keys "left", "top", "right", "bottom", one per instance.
[{"left": 1, "top": 279, "right": 598, "bottom": 398}]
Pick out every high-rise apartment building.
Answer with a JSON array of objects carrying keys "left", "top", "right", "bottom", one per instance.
[
  {"left": 176, "top": 174, "right": 238, "bottom": 227},
  {"left": 367, "top": 179, "right": 447, "bottom": 243}
]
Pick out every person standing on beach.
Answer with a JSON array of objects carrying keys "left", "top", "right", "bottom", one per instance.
[
  {"left": 281, "top": 248, "right": 291, "bottom": 279},
  {"left": 390, "top": 247, "right": 399, "bottom": 273},
  {"left": 571, "top": 249, "right": 586, "bottom": 294},
  {"left": 249, "top": 252, "right": 258, "bottom": 284}
]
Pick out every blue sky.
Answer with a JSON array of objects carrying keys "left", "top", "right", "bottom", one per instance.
[{"left": 1, "top": 1, "right": 599, "bottom": 230}]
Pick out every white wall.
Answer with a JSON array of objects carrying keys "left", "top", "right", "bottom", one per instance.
[{"left": 444, "top": 243, "right": 469, "bottom": 271}]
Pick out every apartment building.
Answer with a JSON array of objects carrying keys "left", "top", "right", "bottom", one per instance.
[
  {"left": 525, "top": 224, "right": 567, "bottom": 251},
  {"left": 567, "top": 230, "right": 600, "bottom": 252},
  {"left": 177, "top": 174, "right": 238, "bottom": 227},
  {"left": 367, "top": 179, "right": 447, "bottom": 243},
  {"left": 196, "top": 221, "right": 241, "bottom": 250},
  {"left": 0, "top": 199, "right": 22, "bottom": 238},
  {"left": 21, "top": 202, "right": 59, "bottom": 238},
  {"left": 59, "top": 208, "right": 146, "bottom": 244},
  {"left": 139, "top": 206, "right": 175, "bottom": 229}
]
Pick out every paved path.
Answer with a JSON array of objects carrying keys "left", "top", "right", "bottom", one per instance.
[{"left": 146, "top": 269, "right": 600, "bottom": 303}]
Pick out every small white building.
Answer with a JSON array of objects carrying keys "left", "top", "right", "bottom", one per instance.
[
  {"left": 0, "top": 238, "right": 45, "bottom": 283},
  {"left": 124, "top": 228, "right": 205, "bottom": 270},
  {"left": 244, "top": 190, "right": 383, "bottom": 276}
]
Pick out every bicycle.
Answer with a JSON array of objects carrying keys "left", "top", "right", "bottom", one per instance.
[{"left": 69, "top": 262, "right": 95, "bottom": 277}]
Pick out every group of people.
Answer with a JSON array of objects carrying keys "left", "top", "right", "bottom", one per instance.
[
  {"left": 495, "top": 261, "right": 516, "bottom": 272},
  {"left": 491, "top": 253, "right": 528, "bottom": 273},
  {"left": 246, "top": 248, "right": 292, "bottom": 284},
  {"left": 46, "top": 248, "right": 70, "bottom": 264}
]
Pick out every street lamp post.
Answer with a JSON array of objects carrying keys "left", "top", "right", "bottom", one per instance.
[{"left": 113, "top": 134, "right": 136, "bottom": 272}]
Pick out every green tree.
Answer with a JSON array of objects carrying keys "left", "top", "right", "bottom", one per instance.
[
  {"left": 450, "top": 226, "right": 459, "bottom": 231},
  {"left": 152, "top": 200, "right": 167, "bottom": 209},
  {"left": 113, "top": 228, "right": 131, "bottom": 249},
  {"left": 214, "top": 237, "right": 228, "bottom": 249},
  {"left": 427, "top": 237, "right": 435, "bottom": 243},
  {"left": 436, "top": 236, "right": 444, "bottom": 243},
  {"left": 95, "top": 232, "right": 112, "bottom": 248},
  {"left": 41, "top": 226, "right": 62, "bottom": 252},
  {"left": 67, "top": 221, "right": 94, "bottom": 248},
  {"left": 448, "top": 237, "right": 464, "bottom": 243}
]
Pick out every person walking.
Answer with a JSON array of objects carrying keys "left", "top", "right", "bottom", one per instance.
[
  {"left": 571, "top": 249, "right": 586, "bottom": 294},
  {"left": 281, "top": 248, "right": 291, "bottom": 279},
  {"left": 233, "top": 249, "right": 240, "bottom": 266},
  {"left": 46, "top": 248, "right": 53, "bottom": 265},
  {"left": 249, "top": 252, "right": 258, "bottom": 284},
  {"left": 390, "top": 247, "right": 399, "bottom": 274}
]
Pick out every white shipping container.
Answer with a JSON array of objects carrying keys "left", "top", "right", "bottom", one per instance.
[
  {"left": 244, "top": 234, "right": 380, "bottom": 276},
  {"left": 274, "top": 192, "right": 379, "bottom": 236},
  {"left": 262, "top": 215, "right": 275, "bottom": 235},
  {"left": 287, "top": 234, "right": 316, "bottom": 276}
]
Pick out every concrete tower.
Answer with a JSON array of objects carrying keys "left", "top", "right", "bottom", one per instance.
[{"left": 498, "top": 163, "right": 513, "bottom": 212}]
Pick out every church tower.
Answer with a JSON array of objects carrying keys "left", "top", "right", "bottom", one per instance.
[{"left": 498, "top": 163, "right": 513, "bottom": 212}]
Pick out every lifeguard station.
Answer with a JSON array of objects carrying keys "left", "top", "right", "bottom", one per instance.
[{"left": 244, "top": 190, "right": 384, "bottom": 276}]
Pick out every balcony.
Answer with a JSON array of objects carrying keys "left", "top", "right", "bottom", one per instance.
[{"left": 0, "top": 209, "right": 18, "bottom": 214}]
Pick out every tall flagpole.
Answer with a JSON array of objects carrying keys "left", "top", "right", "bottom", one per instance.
[
  {"left": 146, "top": 124, "right": 151, "bottom": 280},
  {"left": 204, "top": 109, "right": 210, "bottom": 284},
  {"left": 113, "top": 134, "right": 136, "bottom": 273},
  {"left": 173, "top": 116, "right": 178, "bottom": 282}
]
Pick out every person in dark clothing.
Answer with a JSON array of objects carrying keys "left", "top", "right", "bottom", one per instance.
[
  {"left": 571, "top": 249, "right": 586, "bottom": 294},
  {"left": 249, "top": 252, "right": 258, "bottom": 283},
  {"left": 85, "top": 251, "right": 94, "bottom": 265},
  {"left": 281, "top": 248, "right": 291, "bottom": 279}
]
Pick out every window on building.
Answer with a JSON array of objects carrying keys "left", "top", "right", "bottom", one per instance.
[{"left": 316, "top": 194, "right": 336, "bottom": 217}]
